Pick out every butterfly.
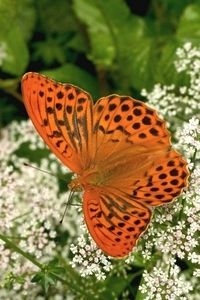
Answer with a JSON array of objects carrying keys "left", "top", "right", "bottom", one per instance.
[{"left": 21, "top": 72, "right": 189, "bottom": 258}]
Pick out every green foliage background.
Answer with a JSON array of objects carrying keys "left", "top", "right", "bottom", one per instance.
[
  {"left": 0, "top": 0, "right": 199, "bottom": 299},
  {"left": 0, "top": 0, "right": 200, "bottom": 127}
]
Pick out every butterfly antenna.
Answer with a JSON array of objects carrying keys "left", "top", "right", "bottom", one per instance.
[
  {"left": 23, "top": 162, "right": 70, "bottom": 183},
  {"left": 59, "top": 189, "right": 75, "bottom": 224},
  {"left": 24, "top": 163, "right": 78, "bottom": 222}
]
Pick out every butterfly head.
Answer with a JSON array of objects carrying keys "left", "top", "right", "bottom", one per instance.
[{"left": 68, "top": 177, "right": 83, "bottom": 192}]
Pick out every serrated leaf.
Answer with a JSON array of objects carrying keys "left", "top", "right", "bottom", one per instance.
[
  {"left": 67, "top": 32, "right": 88, "bottom": 53},
  {"left": 73, "top": 0, "right": 115, "bottom": 67},
  {"left": 31, "top": 273, "right": 42, "bottom": 283},
  {"left": 31, "top": 270, "right": 56, "bottom": 294},
  {"left": 33, "top": 38, "right": 66, "bottom": 65}
]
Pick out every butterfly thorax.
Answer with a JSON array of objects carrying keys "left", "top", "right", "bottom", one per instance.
[
  {"left": 68, "top": 154, "right": 153, "bottom": 192},
  {"left": 68, "top": 166, "right": 108, "bottom": 192}
]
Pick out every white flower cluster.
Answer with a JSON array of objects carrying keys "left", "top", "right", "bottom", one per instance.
[
  {"left": 137, "top": 43, "right": 200, "bottom": 299},
  {"left": 0, "top": 120, "right": 76, "bottom": 297},
  {"left": 141, "top": 42, "right": 200, "bottom": 121},
  {"left": 69, "top": 43, "right": 200, "bottom": 291},
  {"left": 139, "top": 257, "right": 193, "bottom": 300},
  {"left": 177, "top": 117, "right": 200, "bottom": 168},
  {"left": 70, "top": 222, "right": 112, "bottom": 280}
]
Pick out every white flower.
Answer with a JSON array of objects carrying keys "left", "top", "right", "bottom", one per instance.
[
  {"left": 139, "top": 43, "right": 200, "bottom": 299},
  {"left": 69, "top": 221, "right": 112, "bottom": 279},
  {"left": 0, "top": 120, "right": 79, "bottom": 296},
  {"left": 139, "top": 259, "right": 193, "bottom": 300}
]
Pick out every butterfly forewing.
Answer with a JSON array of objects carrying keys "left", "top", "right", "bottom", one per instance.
[
  {"left": 22, "top": 72, "right": 93, "bottom": 174},
  {"left": 92, "top": 95, "right": 170, "bottom": 167}
]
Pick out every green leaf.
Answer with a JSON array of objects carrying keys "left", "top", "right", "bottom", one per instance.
[
  {"left": 0, "top": 26, "right": 29, "bottom": 75},
  {"left": 73, "top": 0, "right": 116, "bottom": 67},
  {"left": 32, "top": 271, "right": 56, "bottom": 294},
  {"left": 4, "top": 272, "right": 25, "bottom": 290},
  {"left": 0, "top": 0, "right": 17, "bottom": 33},
  {"left": 74, "top": 0, "right": 153, "bottom": 91},
  {"left": 0, "top": 0, "right": 36, "bottom": 74},
  {"left": 176, "top": 4, "right": 200, "bottom": 43},
  {"left": 41, "top": 64, "right": 100, "bottom": 98},
  {"left": 125, "top": 36, "right": 156, "bottom": 91},
  {"left": 155, "top": 39, "right": 189, "bottom": 87},
  {"left": 37, "top": 0, "right": 77, "bottom": 34},
  {"left": 16, "top": 0, "right": 36, "bottom": 41},
  {"left": 135, "top": 268, "right": 148, "bottom": 300},
  {"left": 94, "top": 1, "right": 153, "bottom": 91},
  {"left": 0, "top": 0, "right": 36, "bottom": 41},
  {"left": 100, "top": 274, "right": 134, "bottom": 299},
  {"left": 33, "top": 38, "right": 66, "bottom": 65},
  {"left": 67, "top": 33, "right": 88, "bottom": 53}
]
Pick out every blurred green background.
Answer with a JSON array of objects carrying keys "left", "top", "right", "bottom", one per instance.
[{"left": 0, "top": 0, "right": 199, "bottom": 127}]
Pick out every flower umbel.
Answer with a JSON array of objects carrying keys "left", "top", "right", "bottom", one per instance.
[
  {"left": 139, "top": 257, "right": 193, "bottom": 300},
  {"left": 137, "top": 43, "right": 200, "bottom": 299},
  {"left": 0, "top": 121, "right": 75, "bottom": 297},
  {"left": 70, "top": 223, "right": 112, "bottom": 280}
]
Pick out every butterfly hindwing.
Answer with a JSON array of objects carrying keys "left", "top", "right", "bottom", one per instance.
[
  {"left": 131, "top": 149, "right": 188, "bottom": 206},
  {"left": 83, "top": 188, "right": 151, "bottom": 257}
]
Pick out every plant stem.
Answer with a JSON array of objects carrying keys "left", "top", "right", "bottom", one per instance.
[
  {"left": 0, "top": 233, "right": 75, "bottom": 285},
  {"left": 0, "top": 233, "right": 42, "bottom": 269}
]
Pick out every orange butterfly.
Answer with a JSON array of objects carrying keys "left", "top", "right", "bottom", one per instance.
[{"left": 21, "top": 72, "right": 189, "bottom": 258}]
